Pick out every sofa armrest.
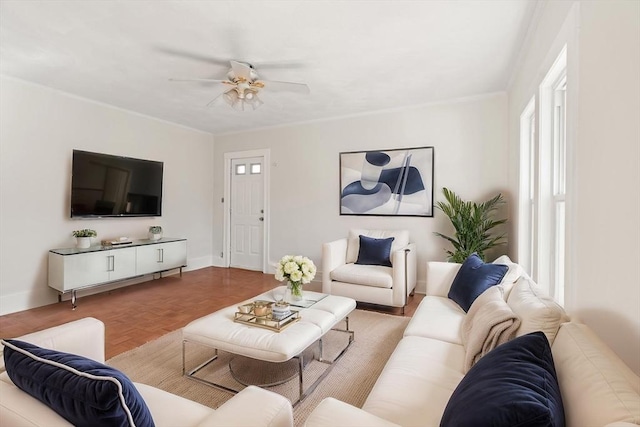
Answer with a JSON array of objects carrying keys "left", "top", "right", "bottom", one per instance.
[
  {"left": 0, "top": 317, "right": 105, "bottom": 372},
  {"left": 426, "top": 261, "right": 461, "bottom": 297},
  {"left": 304, "top": 398, "right": 400, "bottom": 427},
  {"left": 391, "top": 243, "right": 417, "bottom": 306},
  {"left": 322, "top": 238, "right": 348, "bottom": 294},
  {"left": 197, "top": 386, "right": 293, "bottom": 427},
  {"left": 1, "top": 374, "right": 74, "bottom": 427},
  {"left": 551, "top": 322, "right": 640, "bottom": 426}
]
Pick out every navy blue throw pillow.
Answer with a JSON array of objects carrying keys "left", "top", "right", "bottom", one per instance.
[
  {"left": 440, "top": 331, "right": 565, "bottom": 427},
  {"left": 448, "top": 253, "right": 508, "bottom": 312},
  {"left": 2, "top": 339, "right": 155, "bottom": 427},
  {"left": 355, "top": 235, "right": 395, "bottom": 267}
]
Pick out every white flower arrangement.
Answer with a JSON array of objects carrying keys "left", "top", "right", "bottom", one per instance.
[{"left": 275, "top": 255, "right": 316, "bottom": 297}]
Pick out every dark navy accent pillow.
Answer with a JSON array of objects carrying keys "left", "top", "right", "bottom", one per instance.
[
  {"left": 448, "top": 253, "right": 508, "bottom": 312},
  {"left": 2, "top": 339, "right": 155, "bottom": 427},
  {"left": 440, "top": 331, "right": 565, "bottom": 427},
  {"left": 355, "top": 235, "right": 394, "bottom": 267}
]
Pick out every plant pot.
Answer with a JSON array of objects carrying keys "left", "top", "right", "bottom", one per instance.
[
  {"left": 149, "top": 232, "right": 162, "bottom": 241},
  {"left": 76, "top": 237, "right": 91, "bottom": 249}
]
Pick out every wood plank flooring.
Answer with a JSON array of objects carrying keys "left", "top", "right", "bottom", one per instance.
[{"left": 0, "top": 267, "right": 423, "bottom": 359}]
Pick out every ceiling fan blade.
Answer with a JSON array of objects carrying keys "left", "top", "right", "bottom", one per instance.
[
  {"left": 258, "top": 80, "right": 310, "bottom": 94},
  {"left": 156, "top": 45, "right": 306, "bottom": 70},
  {"left": 206, "top": 89, "right": 229, "bottom": 107},
  {"left": 230, "top": 61, "right": 252, "bottom": 80},
  {"left": 250, "top": 60, "right": 305, "bottom": 70},
  {"left": 155, "top": 46, "right": 231, "bottom": 67},
  {"left": 169, "top": 78, "right": 235, "bottom": 86}
]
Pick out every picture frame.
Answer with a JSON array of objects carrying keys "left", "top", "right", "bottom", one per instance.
[{"left": 339, "top": 146, "right": 434, "bottom": 217}]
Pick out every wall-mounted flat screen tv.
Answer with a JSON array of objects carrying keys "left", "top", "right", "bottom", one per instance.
[{"left": 71, "top": 150, "right": 163, "bottom": 218}]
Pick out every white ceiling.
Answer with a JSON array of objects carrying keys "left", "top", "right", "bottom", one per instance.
[{"left": 0, "top": 1, "right": 537, "bottom": 135}]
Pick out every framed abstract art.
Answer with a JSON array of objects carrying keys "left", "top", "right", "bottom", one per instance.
[{"left": 339, "top": 146, "right": 434, "bottom": 217}]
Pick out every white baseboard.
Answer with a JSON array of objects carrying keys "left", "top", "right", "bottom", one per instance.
[
  {"left": 0, "top": 289, "right": 58, "bottom": 316},
  {"left": 210, "top": 255, "right": 225, "bottom": 268},
  {"left": 186, "top": 255, "right": 214, "bottom": 271}
]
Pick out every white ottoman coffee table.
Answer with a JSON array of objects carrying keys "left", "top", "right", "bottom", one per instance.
[{"left": 182, "top": 287, "right": 356, "bottom": 405}]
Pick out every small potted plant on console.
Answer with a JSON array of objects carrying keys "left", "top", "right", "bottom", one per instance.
[
  {"left": 72, "top": 229, "right": 97, "bottom": 249},
  {"left": 148, "top": 226, "right": 163, "bottom": 241}
]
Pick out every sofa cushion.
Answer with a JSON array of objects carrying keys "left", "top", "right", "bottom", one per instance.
[
  {"left": 448, "top": 253, "right": 508, "bottom": 312},
  {"left": 1, "top": 339, "right": 154, "bottom": 427},
  {"left": 403, "top": 296, "right": 465, "bottom": 344},
  {"left": 346, "top": 229, "right": 409, "bottom": 263},
  {"left": 330, "top": 263, "right": 393, "bottom": 288},
  {"left": 551, "top": 323, "right": 640, "bottom": 426},
  {"left": 355, "top": 235, "right": 394, "bottom": 267},
  {"left": 441, "top": 331, "right": 565, "bottom": 427},
  {"left": 507, "top": 277, "right": 568, "bottom": 344},
  {"left": 363, "top": 336, "right": 465, "bottom": 427}
]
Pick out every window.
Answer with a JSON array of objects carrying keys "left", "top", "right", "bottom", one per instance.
[
  {"left": 235, "top": 164, "right": 246, "bottom": 175},
  {"left": 250, "top": 163, "right": 261, "bottom": 174},
  {"left": 519, "top": 97, "right": 536, "bottom": 277},
  {"left": 519, "top": 47, "right": 567, "bottom": 304},
  {"left": 551, "top": 76, "right": 567, "bottom": 305}
]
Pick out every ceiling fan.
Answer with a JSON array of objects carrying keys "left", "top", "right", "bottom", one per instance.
[{"left": 170, "top": 60, "right": 310, "bottom": 111}]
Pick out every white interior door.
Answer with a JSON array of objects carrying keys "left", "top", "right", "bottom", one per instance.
[{"left": 230, "top": 157, "right": 264, "bottom": 271}]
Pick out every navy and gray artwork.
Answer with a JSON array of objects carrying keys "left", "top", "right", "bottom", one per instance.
[{"left": 341, "top": 150, "right": 425, "bottom": 213}]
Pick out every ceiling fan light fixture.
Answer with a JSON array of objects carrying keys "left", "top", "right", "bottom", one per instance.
[
  {"left": 246, "top": 93, "right": 264, "bottom": 110},
  {"left": 172, "top": 59, "right": 305, "bottom": 112},
  {"left": 222, "top": 87, "right": 263, "bottom": 111},
  {"left": 223, "top": 89, "right": 238, "bottom": 105}
]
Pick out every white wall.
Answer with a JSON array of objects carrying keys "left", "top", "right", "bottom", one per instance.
[
  {"left": 0, "top": 76, "right": 215, "bottom": 315},
  {"left": 507, "top": 0, "right": 640, "bottom": 373},
  {"left": 213, "top": 94, "right": 509, "bottom": 293}
]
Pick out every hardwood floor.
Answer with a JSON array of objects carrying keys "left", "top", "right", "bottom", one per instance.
[{"left": 0, "top": 267, "right": 423, "bottom": 359}]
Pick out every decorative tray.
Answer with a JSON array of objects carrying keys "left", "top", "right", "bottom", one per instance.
[{"left": 233, "top": 303, "right": 301, "bottom": 332}]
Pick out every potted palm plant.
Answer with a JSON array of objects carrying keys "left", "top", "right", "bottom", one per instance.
[
  {"left": 72, "top": 229, "right": 97, "bottom": 249},
  {"left": 434, "top": 187, "right": 507, "bottom": 263}
]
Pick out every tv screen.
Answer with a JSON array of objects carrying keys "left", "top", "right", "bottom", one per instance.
[{"left": 71, "top": 150, "right": 163, "bottom": 218}]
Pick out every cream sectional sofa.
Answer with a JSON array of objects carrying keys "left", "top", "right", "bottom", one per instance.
[
  {"left": 0, "top": 317, "right": 294, "bottom": 427},
  {"left": 306, "top": 259, "right": 640, "bottom": 427}
]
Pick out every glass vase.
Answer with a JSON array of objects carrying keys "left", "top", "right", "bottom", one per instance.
[{"left": 287, "top": 281, "right": 304, "bottom": 302}]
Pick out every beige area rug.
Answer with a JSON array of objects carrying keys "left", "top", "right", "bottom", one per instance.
[{"left": 107, "top": 309, "right": 409, "bottom": 426}]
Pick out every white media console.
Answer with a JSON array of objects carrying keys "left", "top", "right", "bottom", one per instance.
[{"left": 48, "top": 238, "right": 187, "bottom": 308}]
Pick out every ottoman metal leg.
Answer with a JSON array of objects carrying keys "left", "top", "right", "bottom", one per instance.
[
  {"left": 292, "top": 316, "right": 355, "bottom": 407},
  {"left": 182, "top": 340, "right": 241, "bottom": 395}
]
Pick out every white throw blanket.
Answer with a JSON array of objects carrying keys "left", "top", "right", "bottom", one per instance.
[{"left": 461, "top": 285, "right": 521, "bottom": 372}]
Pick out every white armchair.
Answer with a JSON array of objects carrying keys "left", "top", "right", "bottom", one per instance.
[{"left": 322, "top": 229, "right": 417, "bottom": 312}]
